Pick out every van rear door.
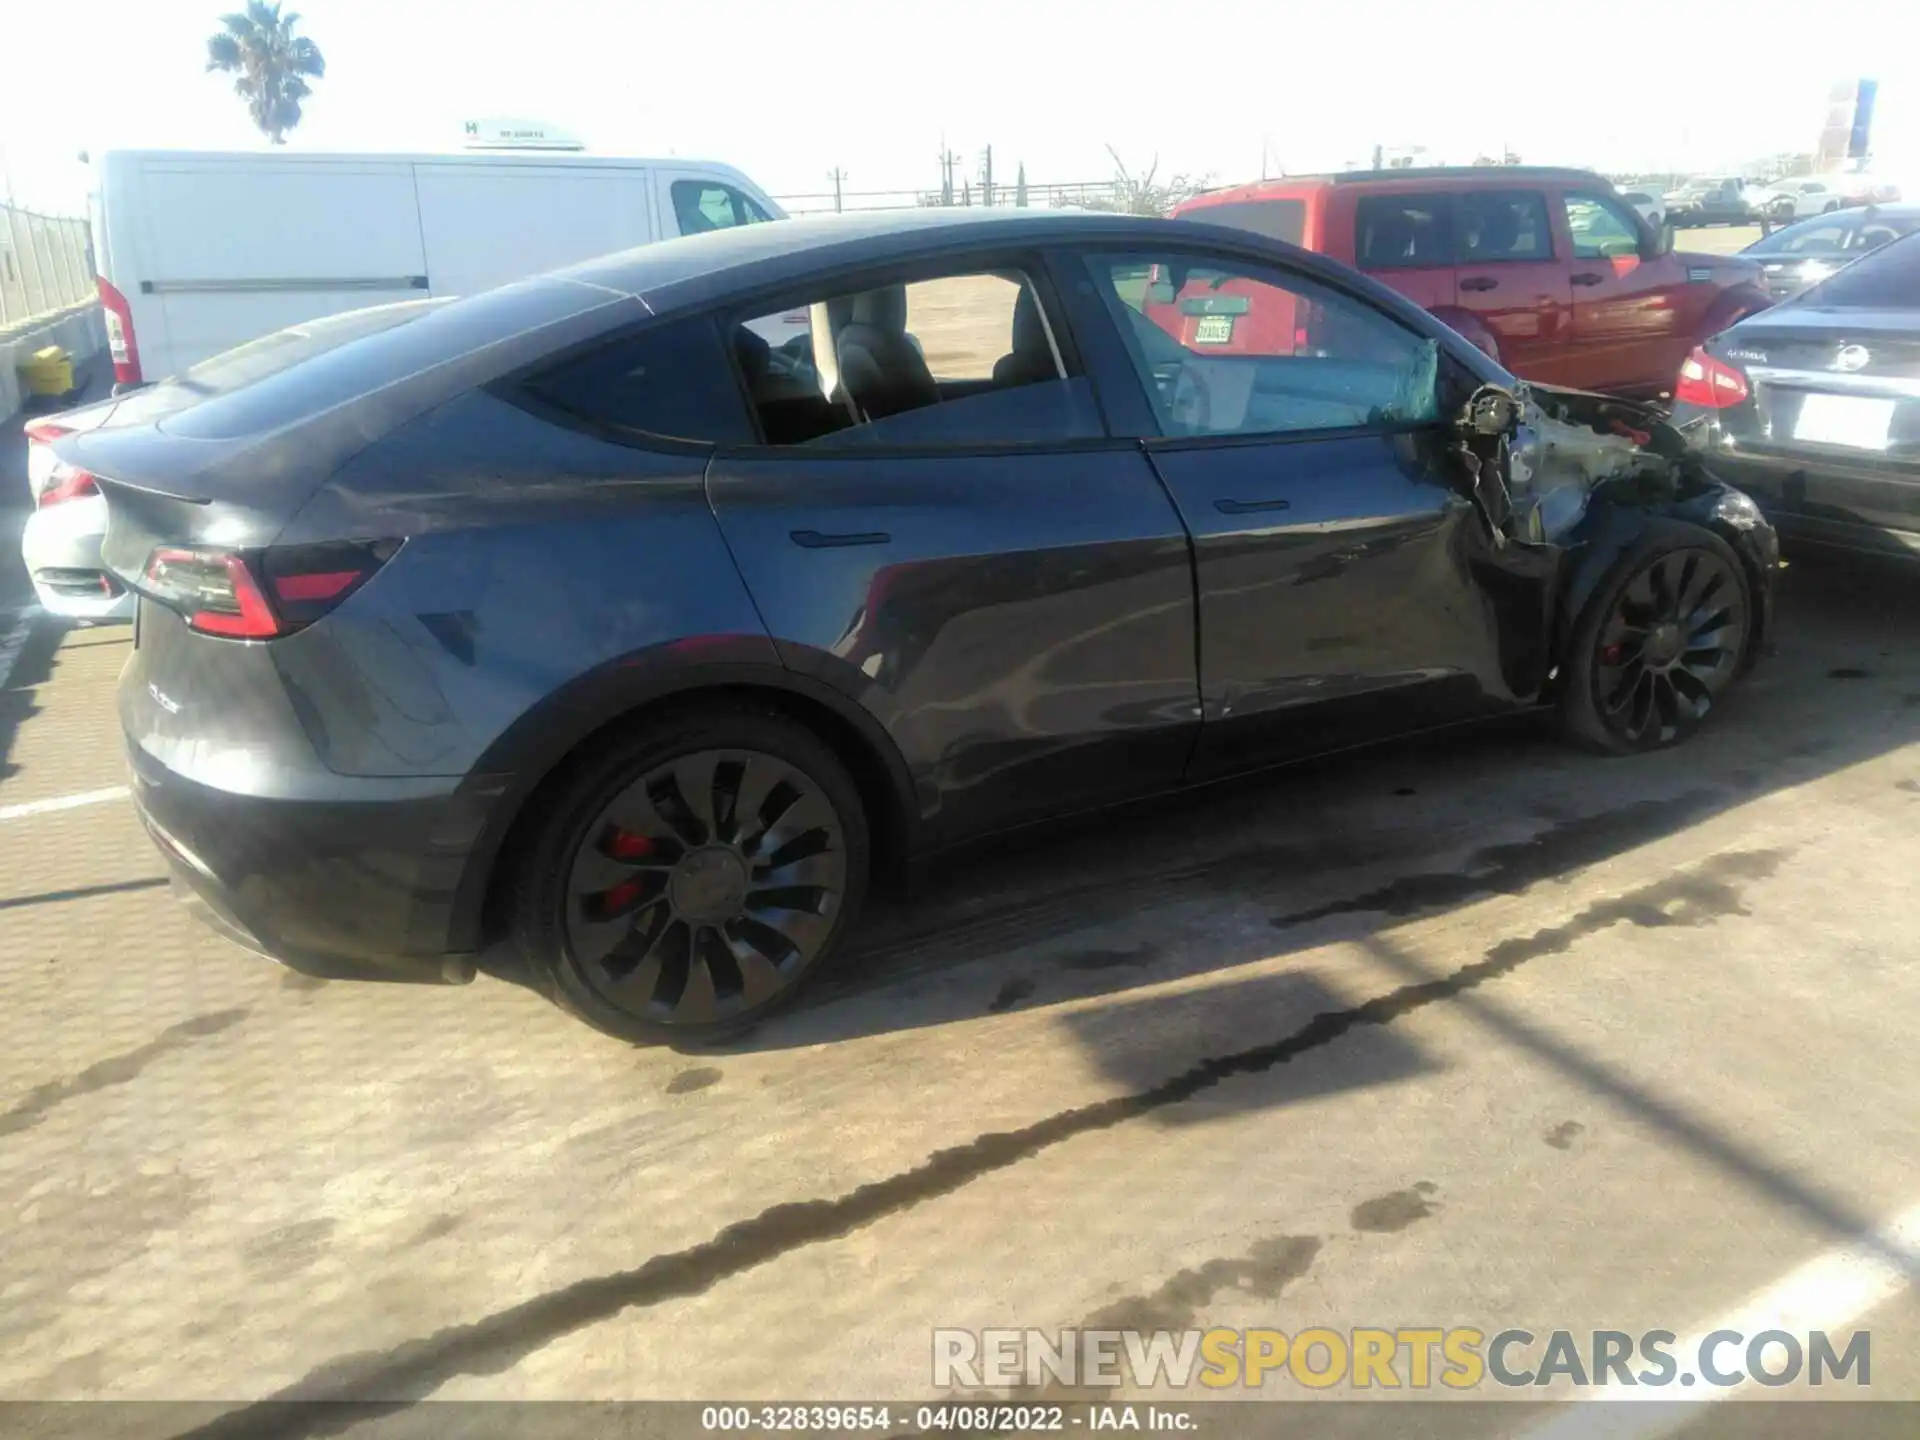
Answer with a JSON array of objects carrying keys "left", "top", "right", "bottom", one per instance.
[
  {"left": 412, "top": 163, "right": 657, "bottom": 297},
  {"left": 132, "top": 156, "right": 428, "bottom": 380}
]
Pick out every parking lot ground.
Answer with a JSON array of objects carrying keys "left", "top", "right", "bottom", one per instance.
[
  {"left": 2, "top": 549, "right": 1919, "bottom": 1435},
  {"left": 1676, "top": 225, "right": 1765, "bottom": 255}
]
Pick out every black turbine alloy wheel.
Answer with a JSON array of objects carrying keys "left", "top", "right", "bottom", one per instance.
[
  {"left": 1589, "top": 543, "right": 1748, "bottom": 748},
  {"left": 561, "top": 747, "right": 850, "bottom": 1028}
]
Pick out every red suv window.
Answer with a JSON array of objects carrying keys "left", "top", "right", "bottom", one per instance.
[{"left": 1354, "top": 194, "right": 1454, "bottom": 269}]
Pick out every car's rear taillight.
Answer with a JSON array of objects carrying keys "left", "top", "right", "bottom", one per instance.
[
  {"left": 98, "top": 276, "right": 143, "bottom": 387},
  {"left": 140, "top": 540, "right": 397, "bottom": 640},
  {"left": 1675, "top": 347, "right": 1750, "bottom": 408},
  {"left": 24, "top": 421, "right": 98, "bottom": 507}
]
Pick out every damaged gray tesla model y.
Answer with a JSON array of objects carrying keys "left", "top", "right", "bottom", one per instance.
[{"left": 58, "top": 209, "right": 1779, "bottom": 1041}]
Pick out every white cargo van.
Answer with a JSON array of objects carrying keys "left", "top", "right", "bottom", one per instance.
[{"left": 89, "top": 149, "right": 787, "bottom": 386}]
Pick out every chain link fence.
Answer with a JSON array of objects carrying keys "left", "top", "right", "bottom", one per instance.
[{"left": 0, "top": 207, "right": 95, "bottom": 332}]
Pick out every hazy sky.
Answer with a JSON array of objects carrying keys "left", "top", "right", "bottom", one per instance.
[{"left": 2, "top": 0, "right": 1914, "bottom": 213}]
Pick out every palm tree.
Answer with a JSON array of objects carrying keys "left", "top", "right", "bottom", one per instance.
[{"left": 205, "top": 2, "right": 326, "bottom": 145}]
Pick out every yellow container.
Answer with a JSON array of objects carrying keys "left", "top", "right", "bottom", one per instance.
[{"left": 20, "top": 345, "right": 74, "bottom": 397}]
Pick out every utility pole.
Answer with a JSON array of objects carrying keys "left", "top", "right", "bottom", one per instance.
[
  {"left": 828, "top": 167, "right": 847, "bottom": 213},
  {"left": 938, "top": 137, "right": 960, "bottom": 207},
  {"left": 979, "top": 144, "right": 994, "bottom": 208}
]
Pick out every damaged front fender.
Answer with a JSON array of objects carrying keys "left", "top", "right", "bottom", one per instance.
[{"left": 1448, "top": 381, "right": 1780, "bottom": 702}]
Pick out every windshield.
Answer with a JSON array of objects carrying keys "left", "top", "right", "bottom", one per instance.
[
  {"left": 1794, "top": 230, "right": 1920, "bottom": 308},
  {"left": 1747, "top": 210, "right": 1920, "bottom": 258}
]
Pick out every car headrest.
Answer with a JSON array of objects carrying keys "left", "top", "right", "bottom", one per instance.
[{"left": 847, "top": 285, "right": 909, "bottom": 333}]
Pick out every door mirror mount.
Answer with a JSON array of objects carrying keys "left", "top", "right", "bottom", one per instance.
[{"left": 1458, "top": 384, "right": 1522, "bottom": 438}]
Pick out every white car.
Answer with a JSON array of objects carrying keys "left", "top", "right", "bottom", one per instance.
[
  {"left": 1758, "top": 177, "right": 1846, "bottom": 221},
  {"left": 1620, "top": 190, "right": 1665, "bottom": 230},
  {"left": 21, "top": 402, "right": 134, "bottom": 622}
]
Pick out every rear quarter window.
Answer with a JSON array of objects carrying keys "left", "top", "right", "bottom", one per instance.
[
  {"left": 510, "top": 314, "right": 757, "bottom": 446},
  {"left": 156, "top": 279, "right": 626, "bottom": 441}
]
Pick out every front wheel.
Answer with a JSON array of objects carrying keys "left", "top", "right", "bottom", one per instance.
[
  {"left": 510, "top": 706, "right": 870, "bottom": 1043},
  {"left": 1560, "top": 528, "right": 1753, "bottom": 755}
]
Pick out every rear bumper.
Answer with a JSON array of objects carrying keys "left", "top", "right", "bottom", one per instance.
[
  {"left": 1679, "top": 444, "right": 1920, "bottom": 561},
  {"left": 128, "top": 739, "right": 484, "bottom": 984},
  {"left": 21, "top": 495, "right": 136, "bottom": 622}
]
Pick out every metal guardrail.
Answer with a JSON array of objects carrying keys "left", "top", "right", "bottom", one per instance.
[{"left": 0, "top": 207, "right": 94, "bottom": 331}]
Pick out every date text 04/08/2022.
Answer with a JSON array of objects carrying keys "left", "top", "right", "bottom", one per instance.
[{"left": 699, "top": 1403, "right": 1201, "bottom": 1431}]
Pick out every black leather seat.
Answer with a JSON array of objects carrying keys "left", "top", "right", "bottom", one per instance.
[
  {"left": 833, "top": 286, "right": 940, "bottom": 422},
  {"left": 991, "top": 286, "right": 1057, "bottom": 388}
]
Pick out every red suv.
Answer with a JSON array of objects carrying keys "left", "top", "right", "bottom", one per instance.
[{"left": 1167, "top": 167, "right": 1771, "bottom": 399}]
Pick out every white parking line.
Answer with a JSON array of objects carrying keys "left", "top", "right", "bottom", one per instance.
[
  {"left": 1517, "top": 1198, "right": 1920, "bottom": 1436},
  {"left": 0, "top": 786, "right": 131, "bottom": 822}
]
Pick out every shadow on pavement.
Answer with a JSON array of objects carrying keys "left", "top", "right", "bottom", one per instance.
[{"left": 712, "top": 550, "right": 1920, "bottom": 1056}]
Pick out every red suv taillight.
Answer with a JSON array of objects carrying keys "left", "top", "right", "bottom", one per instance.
[
  {"left": 1675, "top": 347, "right": 1750, "bottom": 408},
  {"left": 98, "top": 276, "right": 143, "bottom": 387},
  {"left": 141, "top": 540, "right": 398, "bottom": 640},
  {"left": 24, "top": 421, "right": 98, "bottom": 507}
]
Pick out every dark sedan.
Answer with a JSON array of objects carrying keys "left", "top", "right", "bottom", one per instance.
[
  {"left": 1744, "top": 204, "right": 1920, "bottom": 300},
  {"left": 62, "top": 210, "right": 1779, "bottom": 1042},
  {"left": 1670, "top": 230, "right": 1920, "bottom": 562}
]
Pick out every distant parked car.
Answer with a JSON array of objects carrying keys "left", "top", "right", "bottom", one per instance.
[
  {"left": 1759, "top": 178, "right": 1847, "bottom": 222},
  {"left": 1170, "top": 165, "right": 1770, "bottom": 399},
  {"left": 1742, "top": 204, "right": 1920, "bottom": 299},
  {"left": 1665, "top": 177, "right": 1763, "bottom": 227},
  {"left": 56, "top": 210, "right": 1778, "bottom": 1040},
  {"left": 1622, "top": 190, "right": 1666, "bottom": 230},
  {"left": 1671, "top": 230, "right": 1920, "bottom": 562}
]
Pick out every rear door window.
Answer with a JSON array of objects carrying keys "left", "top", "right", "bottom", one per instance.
[
  {"left": 1457, "top": 192, "right": 1554, "bottom": 262},
  {"left": 1354, "top": 194, "right": 1455, "bottom": 269},
  {"left": 732, "top": 266, "right": 1102, "bottom": 449}
]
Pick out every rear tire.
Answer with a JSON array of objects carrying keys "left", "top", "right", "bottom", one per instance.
[
  {"left": 1560, "top": 526, "right": 1752, "bottom": 755},
  {"left": 509, "top": 704, "right": 870, "bottom": 1044}
]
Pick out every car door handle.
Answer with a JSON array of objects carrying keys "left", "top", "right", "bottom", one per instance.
[
  {"left": 1571, "top": 272, "right": 1606, "bottom": 286},
  {"left": 1459, "top": 276, "right": 1499, "bottom": 292},
  {"left": 1214, "top": 497, "right": 1292, "bottom": 515},
  {"left": 790, "top": 529, "right": 890, "bottom": 548}
]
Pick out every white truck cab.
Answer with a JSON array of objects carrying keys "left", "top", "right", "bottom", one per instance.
[{"left": 90, "top": 148, "right": 786, "bottom": 386}]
